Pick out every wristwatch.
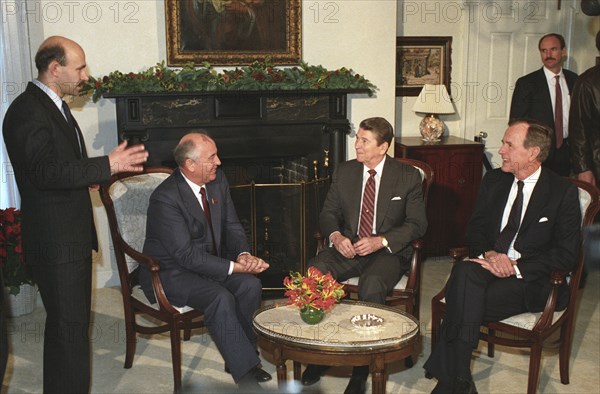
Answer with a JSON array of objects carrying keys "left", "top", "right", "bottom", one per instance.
[{"left": 381, "top": 237, "right": 389, "bottom": 248}]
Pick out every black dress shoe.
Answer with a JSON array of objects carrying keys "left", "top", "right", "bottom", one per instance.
[
  {"left": 225, "top": 366, "right": 272, "bottom": 383},
  {"left": 343, "top": 375, "right": 367, "bottom": 394},
  {"left": 301, "top": 364, "right": 329, "bottom": 386},
  {"left": 251, "top": 367, "right": 272, "bottom": 383},
  {"left": 237, "top": 371, "right": 263, "bottom": 392}
]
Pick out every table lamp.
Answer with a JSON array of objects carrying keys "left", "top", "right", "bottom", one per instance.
[{"left": 412, "top": 84, "right": 455, "bottom": 142}]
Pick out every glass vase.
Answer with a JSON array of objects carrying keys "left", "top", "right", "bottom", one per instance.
[{"left": 299, "top": 306, "right": 325, "bottom": 324}]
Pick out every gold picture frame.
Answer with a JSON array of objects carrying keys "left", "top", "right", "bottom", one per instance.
[
  {"left": 165, "top": 0, "right": 301, "bottom": 66},
  {"left": 396, "top": 36, "right": 452, "bottom": 97}
]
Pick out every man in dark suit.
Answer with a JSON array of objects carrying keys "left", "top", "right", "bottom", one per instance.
[
  {"left": 2, "top": 36, "right": 148, "bottom": 393},
  {"left": 139, "top": 131, "right": 272, "bottom": 390},
  {"left": 301, "top": 117, "right": 428, "bottom": 394},
  {"left": 424, "top": 120, "right": 581, "bottom": 393},
  {"left": 510, "top": 33, "right": 578, "bottom": 176},
  {"left": 569, "top": 30, "right": 600, "bottom": 188}
]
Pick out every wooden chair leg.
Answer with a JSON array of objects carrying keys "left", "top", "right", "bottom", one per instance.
[
  {"left": 124, "top": 313, "right": 137, "bottom": 369},
  {"left": 527, "top": 344, "right": 543, "bottom": 394},
  {"left": 170, "top": 323, "right": 183, "bottom": 393},
  {"left": 413, "top": 295, "right": 420, "bottom": 321},
  {"left": 487, "top": 329, "right": 495, "bottom": 357},
  {"left": 559, "top": 324, "right": 573, "bottom": 384},
  {"left": 183, "top": 327, "right": 192, "bottom": 341}
]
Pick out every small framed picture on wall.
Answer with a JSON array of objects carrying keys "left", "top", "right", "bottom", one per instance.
[{"left": 396, "top": 36, "right": 452, "bottom": 96}]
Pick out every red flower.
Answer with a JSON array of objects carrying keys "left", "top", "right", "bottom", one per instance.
[
  {"left": 283, "top": 267, "right": 345, "bottom": 312},
  {"left": 1, "top": 208, "right": 33, "bottom": 294},
  {"left": 251, "top": 72, "right": 265, "bottom": 81}
]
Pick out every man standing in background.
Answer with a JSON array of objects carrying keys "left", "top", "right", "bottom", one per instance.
[
  {"left": 510, "top": 33, "right": 578, "bottom": 176},
  {"left": 569, "top": 30, "right": 600, "bottom": 187},
  {"left": 2, "top": 36, "right": 148, "bottom": 393}
]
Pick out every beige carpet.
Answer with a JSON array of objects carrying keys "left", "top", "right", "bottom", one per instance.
[{"left": 2, "top": 258, "right": 599, "bottom": 393}]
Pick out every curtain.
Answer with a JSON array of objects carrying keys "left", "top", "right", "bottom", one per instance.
[{"left": 0, "top": 0, "right": 32, "bottom": 209}]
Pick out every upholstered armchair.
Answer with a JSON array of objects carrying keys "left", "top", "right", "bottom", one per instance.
[
  {"left": 100, "top": 167, "right": 205, "bottom": 393},
  {"left": 429, "top": 178, "right": 600, "bottom": 394}
]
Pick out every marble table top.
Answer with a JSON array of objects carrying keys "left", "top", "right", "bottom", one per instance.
[{"left": 253, "top": 300, "right": 419, "bottom": 351}]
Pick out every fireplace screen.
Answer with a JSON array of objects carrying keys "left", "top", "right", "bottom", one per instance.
[{"left": 230, "top": 178, "right": 330, "bottom": 292}]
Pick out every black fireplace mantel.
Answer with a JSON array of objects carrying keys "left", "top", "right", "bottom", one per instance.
[{"left": 107, "top": 89, "right": 371, "bottom": 174}]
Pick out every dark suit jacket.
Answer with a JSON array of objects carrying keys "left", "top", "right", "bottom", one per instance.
[
  {"left": 319, "top": 156, "right": 427, "bottom": 260},
  {"left": 510, "top": 67, "right": 578, "bottom": 174},
  {"left": 465, "top": 168, "right": 581, "bottom": 311},
  {"left": 510, "top": 67, "right": 578, "bottom": 130},
  {"left": 140, "top": 168, "right": 249, "bottom": 307},
  {"left": 2, "top": 82, "right": 111, "bottom": 265},
  {"left": 569, "top": 65, "right": 600, "bottom": 184}
]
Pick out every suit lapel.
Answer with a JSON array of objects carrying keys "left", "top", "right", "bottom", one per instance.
[
  {"left": 174, "top": 170, "right": 206, "bottom": 228},
  {"left": 348, "top": 162, "right": 364, "bottom": 237},
  {"left": 29, "top": 83, "right": 84, "bottom": 159},
  {"left": 376, "top": 157, "right": 395, "bottom": 231},
  {"left": 536, "top": 68, "right": 553, "bottom": 121},
  {"left": 518, "top": 169, "right": 551, "bottom": 233},
  {"left": 490, "top": 174, "right": 514, "bottom": 236},
  {"left": 205, "top": 181, "right": 222, "bottom": 251}
]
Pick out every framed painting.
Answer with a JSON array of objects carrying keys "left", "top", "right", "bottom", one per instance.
[
  {"left": 165, "top": 0, "right": 301, "bottom": 66},
  {"left": 396, "top": 36, "right": 452, "bottom": 96}
]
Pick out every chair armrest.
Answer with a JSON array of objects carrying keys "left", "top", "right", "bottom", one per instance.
[
  {"left": 404, "top": 239, "right": 424, "bottom": 291},
  {"left": 532, "top": 270, "right": 567, "bottom": 332},
  {"left": 119, "top": 238, "right": 180, "bottom": 315},
  {"left": 432, "top": 246, "right": 469, "bottom": 303},
  {"left": 549, "top": 271, "right": 567, "bottom": 286},
  {"left": 314, "top": 230, "right": 326, "bottom": 254},
  {"left": 449, "top": 246, "right": 469, "bottom": 262}
]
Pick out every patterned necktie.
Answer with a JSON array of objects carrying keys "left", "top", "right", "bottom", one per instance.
[
  {"left": 358, "top": 169, "right": 377, "bottom": 239},
  {"left": 554, "top": 75, "right": 563, "bottom": 149},
  {"left": 494, "top": 180, "right": 525, "bottom": 254},
  {"left": 200, "top": 187, "right": 217, "bottom": 254},
  {"left": 62, "top": 100, "right": 83, "bottom": 158}
]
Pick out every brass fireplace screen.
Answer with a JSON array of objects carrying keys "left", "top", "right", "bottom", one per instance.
[{"left": 230, "top": 178, "right": 330, "bottom": 291}]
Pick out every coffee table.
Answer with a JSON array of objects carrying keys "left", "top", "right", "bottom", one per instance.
[{"left": 253, "top": 300, "right": 419, "bottom": 394}]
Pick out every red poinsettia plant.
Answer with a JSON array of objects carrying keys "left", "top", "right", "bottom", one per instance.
[
  {"left": 284, "top": 267, "right": 345, "bottom": 311},
  {"left": 0, "top": 208, "right": 33, "bottom": 295}
]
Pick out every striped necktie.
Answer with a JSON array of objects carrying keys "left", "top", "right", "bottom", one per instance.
[{"left": 358, "top": 169, "right": 376, "bottom": 239}]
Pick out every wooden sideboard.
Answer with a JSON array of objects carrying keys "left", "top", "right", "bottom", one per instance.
[{"left": 395, "top": 136, "right": 484, "bottom": 256}]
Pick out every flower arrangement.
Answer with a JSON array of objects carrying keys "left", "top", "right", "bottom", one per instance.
[
  {"left": 82, "top": 59, "right": 377, "bottom": 102},
  {"left": 0, "top": 208, "right": 33, "bottom": 295},
  {"left": 283, "top": 267, "right": 345, "bottom": 312}
]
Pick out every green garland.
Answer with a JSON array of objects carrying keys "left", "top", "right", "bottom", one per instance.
[{"left": 83, "top": 59, "right": 377, "bottom": 102}]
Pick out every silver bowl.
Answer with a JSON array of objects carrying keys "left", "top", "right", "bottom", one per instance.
[{"left": 350, "top": 313, "right": 384, "bottom": 329}]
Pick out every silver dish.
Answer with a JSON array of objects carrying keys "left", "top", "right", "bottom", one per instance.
[{"left": 350, "top": 313, "right": 385, "bottom": 329}]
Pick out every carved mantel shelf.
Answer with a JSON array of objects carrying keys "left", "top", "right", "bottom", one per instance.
[{"left": 107, "top": 89, "right": 371, "bottom": 172}]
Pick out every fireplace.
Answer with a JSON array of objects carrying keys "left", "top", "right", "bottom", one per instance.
[{"left": 108, "top": 89, "right": 368, "bottom": 291}]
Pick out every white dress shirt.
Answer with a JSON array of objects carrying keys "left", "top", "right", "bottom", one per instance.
[{"left": 499, "top": 166, "right": 542, "bottom": 278}]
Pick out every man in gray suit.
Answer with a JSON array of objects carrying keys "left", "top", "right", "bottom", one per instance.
[
  {"left": 139, "top": 131, "right": 271, "bottom": 390},
  {"left": 302, "top": 117, "right": 428, "bottom": 394}
]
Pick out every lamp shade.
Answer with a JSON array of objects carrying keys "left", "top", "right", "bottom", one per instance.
[{"left": 412, "top": 84, "right": 455, "bottom": 114}]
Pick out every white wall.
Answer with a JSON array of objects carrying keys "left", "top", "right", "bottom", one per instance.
[
  {"left": 396, "top": 1, "right": 600, "bottom": 140},
  {"left": 25, "top": 0, "right": 397, "bottom": 287}
]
